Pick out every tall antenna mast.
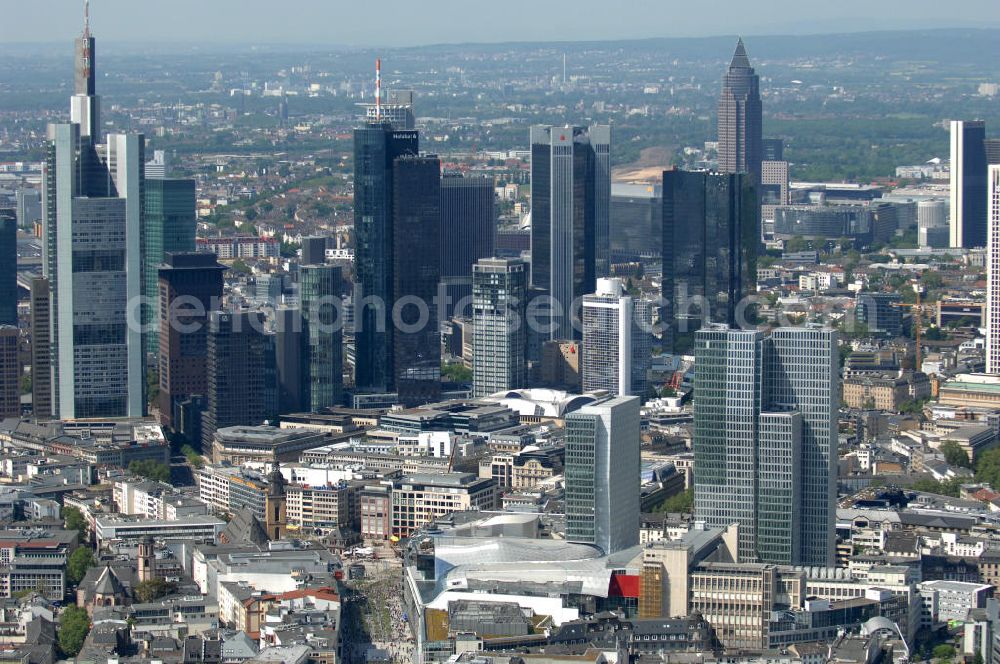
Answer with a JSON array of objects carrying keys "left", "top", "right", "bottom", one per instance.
[
  {"left": 83, "top": 0, "right": 91, "bottom": 38},
  {"left": 375, "top": 58, "right": 381, "bottom": 121}
]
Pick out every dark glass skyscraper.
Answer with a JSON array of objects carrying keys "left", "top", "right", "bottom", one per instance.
[
  {"left": 144, "top": 178, "right": 197, "bottom": 355},
  {"left": 717, "top": 39, "right": 763, "bottom": 180},
  {"left": 392, "top": 156, "right": 442, "bottom": 407},
  {"left": 950, "top": 120, "right": 988, "bottom": 248},
  {"left": 439, "top": 174, "right": 496, "bottom": 279},
  {"left": 201, "top": 311, "right": 269, "bottom": 449},
  {"left": 661, "top": 170, "right": 757, "bottom": 351},
  {"left": 0, "top": 210, "right": 16, "bottom": 327},
  {"left": 353, "top": 123, "right": 418, "bottom": 393},
  {"left": 158, "top": 252, "right": 226, "bottom": 432},
  {"left": 529, "top": 125, "right": 611, "bottom": 339},
  {"left": 300, "top": 263, "right": 343, "bottom": 411}
]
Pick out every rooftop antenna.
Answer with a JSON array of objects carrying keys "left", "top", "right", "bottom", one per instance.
[
  {"left": 375, "top": 57, "right": 381, "bottom": 121},
  {"left": 83, "top": 0, "right": 90, "bottom": 38}
]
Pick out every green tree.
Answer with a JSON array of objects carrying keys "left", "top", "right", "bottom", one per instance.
[
  {"left": 230, "top": 259, "right": 251, "bottom": 275},
  {"left": 181, "top": 444, "right": 204, "bottom": 468},
  {"left": 64, "top": 506, "right": 88, "bottom": 541},
  {"left": 441, "top": 363, "right": 472, "bottom": 383},
  {"left": 932, "top": 644, "right": 956, "bottom": 661},
  {"left": 134, "top": 578, "right": 176, "bottom": 603},
  {"left": 146, "top": 366, "right": 160, "bottom": 409},
  {"left": 912, "top": 477, "right": 962, "bottom": 498},
  {"left": 975, "top": 448, "right": 1000, "bottom": 488},
  {"left": 940, "top": 441, "right": 972, "bottom": 469},
  {"left": 784, "top": 236, "right": 810, "bottom": 253},
  {"left": 67, "top": 547, "right": 96, "bottom": 585},
  {"left": 656, "top": 488, "right": 694, "bottom": 514},
  {"left": 58, "top": 606, "right": 90, "bottom": 658},
  {"left": 128, "top": 460, "right": 171, "bottom": 483}
]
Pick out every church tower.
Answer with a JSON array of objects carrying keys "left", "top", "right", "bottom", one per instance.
[{"left": 264, "top": 460, "right": 287, "bottom": 541}]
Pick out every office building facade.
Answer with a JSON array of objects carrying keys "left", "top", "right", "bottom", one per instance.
[
  {"left": 565, "top": 395, "right": 641, "bottom": 555},
  {"left": 144, "top": 178, "right": 197, "bottom": 355},
  {"left": 201, "top": 311, "right": 269, "bottom": 449},
  {"left": 353, "top": 123, "right": 419, "bottom": 394},
  {"left": 29, "top": 278, "right": 51, "bottom": 419},
  {"left": 855, "top": 292, "right": 903, "bottom": 338},
  {"left": 0, "top": 327, "right": 19, "bottom": 419},
  {"left": 766, "top": 327, "right": 838, "bottom": 567},
  {"left": 275, "top": 307, "right": 304, "bottom": 414},
  {"left": 157, "top": 253, "right": 226, "bottom": 431},
  {"left": 440, "top": 174, "right": 496, "bottom": 279},
  {"left": 661, "top": 170, "right": 757, "bottom": 351},
  {"left": 0, "top": 211, "right": 15, "bottom": 327},
  {"left": 300, "top": 264, "right": 343, "bottom": 411},
  {"left": 42, "top": 17, "right": 145, "bottom": 419},
  {"left": 392, "top": 155, "right": 442, "bottom": 407},
  {"left": 610, "top": 182, "right": 662, "bottom": 263},
  {"left": 717, "top": 38, "right": 763, "bottom": 180},
  {"left": 693, "top": 326, "right": 838, "bottom": 566},
  {"left": 581, "top": 278, "right": 651, "bottom": 397},
  {"left": 529, "top": 124, "right": 611, "bottom": 339},
  {"left": 951, "top": 120, "right": 988, "bottom": 249},
  {"left": 987, "top": 165, "right": 1000, "bottom": 373},
  {"left": 472, "top": 258, "right": 528, "bottom": 397}
]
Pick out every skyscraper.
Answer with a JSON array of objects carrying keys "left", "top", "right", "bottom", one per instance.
[
  {"left": 581, "top": 278, "right": 651, "bottom": 397},
  {"left": 275, "top": 307, "right": 304, "bottom": 414},
  {"left": 694, "top": 327, "right": 763, "bottom": 562},
  {"left": 472, "top": 258, "right": 527, "bottom": 397},
  {"left": 353, "top": 123, "right": 418, "bottom": 394},
  {"left": 762, "top": 138, "right": 784, "bottom": 162},
  {"left": 0, "top": 327, "right": 20, "bottom": 420},
  {"left": 661, "top": 170, "right": 757, "bottom": 352},
  {"left": 300, "top": 263, "right": 343, "bottom": 411},
  {"left": 987, "top": 165, "right": 1000, "bottom": 373},
  {"left": 565, "top": 395, "right": 640, "bottom": 555},
  {"left": 760, "top": 160, "right": 790, "bottom": 227},
  {"left": 693, "top": 325, "right": 837, "bottom": 566},
  {"left": 717, "top": 38, "right": 763, "bottom": 180},
  {"left": 42, "top": 10, "right": 145, "bottom": 419},
  {"left": 300, "top": 236, "right": 327, "bottom": 266},
  {"left": 0, "top": 210, "right": 16, "bottom": 327},
  {"left": 766, "top": 327, "right": 838, "bottom": 567},
  {"left": 440, "top": 174, "right": 496, "bottom": 279},
  {"left": 29, "top": 278, "right": 51, "bottom": 419},
  {"left": 144, "top": 178, "right": 197, "bottom": 355},
  {"left": 950, "top": 120, "right": 989, "bottom": 249},
  {"left": 45, "top": 129, "right": 145, "bottom": 419},
  {"left": 529, "top": 125, "right": 611, "bottom": 339},
  {"left": 157, "top": 252, "right": 226, "bottom": 432},
  {"left": 201, "top": 311, "right": 269, "bottom": 449},
  {"left": 392, "top": 155, "right": 442, "bottom": 407}
]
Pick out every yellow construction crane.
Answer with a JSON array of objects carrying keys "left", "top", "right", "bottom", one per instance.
[{"left": 891, "top": 282, "right": 926, "bottom": 370}]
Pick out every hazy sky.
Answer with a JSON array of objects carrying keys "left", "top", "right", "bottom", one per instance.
[{"left": 3, "top": 0, "right": 999, "bottom": 46}]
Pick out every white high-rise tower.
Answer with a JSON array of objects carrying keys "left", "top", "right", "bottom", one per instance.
[{"left": 987, "top": 165, "right": 1000, "bottom": 373}]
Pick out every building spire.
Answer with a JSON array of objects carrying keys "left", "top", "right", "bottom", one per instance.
[
  {"left": 83, "top": 0, "right": 90, "bottom": 38},
  {"left": 730, "top": 37, "right": 751, "bottom": 70}
]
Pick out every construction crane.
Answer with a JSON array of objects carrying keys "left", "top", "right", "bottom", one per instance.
[
  {"left": 446, "top": 442, "right": 458, "bottom": 473},
  {"left": 891, "top": 281, "right": 926, "bottom": 370}
]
